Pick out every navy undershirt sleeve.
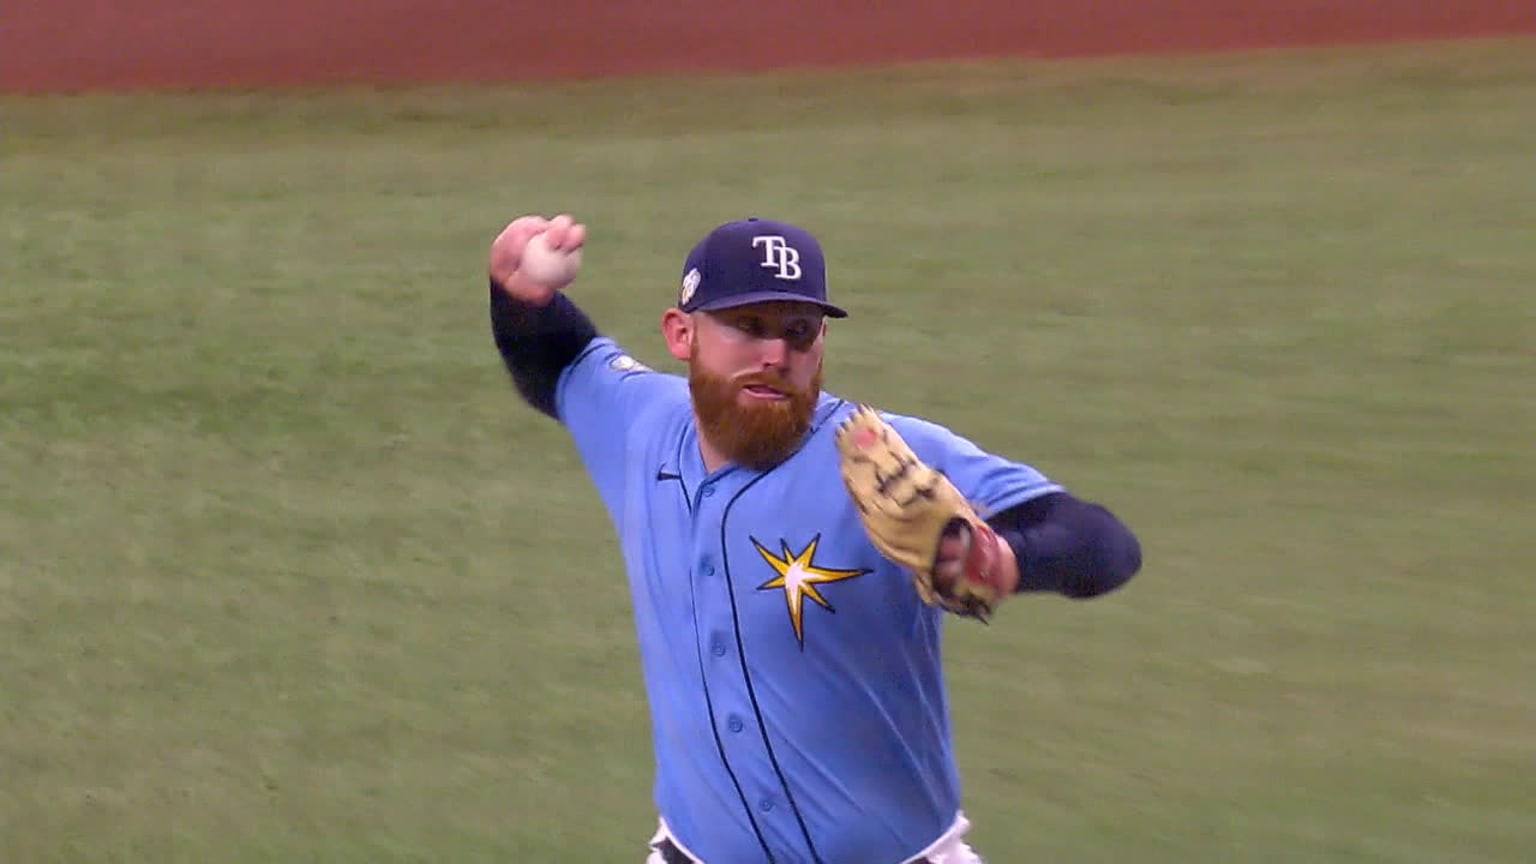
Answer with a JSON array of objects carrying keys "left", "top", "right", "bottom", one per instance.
[
  {"left": 986, "top": 492, "right": 1142, "bottom": 598},
  {"left": 488, "top": 278, "right": 599, "bottom": 419}
]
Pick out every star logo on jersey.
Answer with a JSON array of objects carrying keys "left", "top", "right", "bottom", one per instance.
[{"left": 752, "top": 535, "right": 871, "bottom": 647}]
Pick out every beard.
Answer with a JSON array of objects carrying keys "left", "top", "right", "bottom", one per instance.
[{"left": 690, "top": 359, "right": 822, "bottom": 471}]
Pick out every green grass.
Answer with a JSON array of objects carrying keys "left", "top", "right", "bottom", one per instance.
[{"left": 3, "top": 37, "right": 1535, "bottom": 862}]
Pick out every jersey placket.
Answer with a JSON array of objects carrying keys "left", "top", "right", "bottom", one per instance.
[{"left": 689, "top": 470, "right": 806, "bottom": 862}]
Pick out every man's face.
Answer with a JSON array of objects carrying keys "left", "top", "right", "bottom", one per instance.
[{"left": 687, "top": 302, "right": 827, "bottom": 470}]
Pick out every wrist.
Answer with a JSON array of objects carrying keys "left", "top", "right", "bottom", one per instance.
[
  {"left": 990, "top": 528, "right": 1021, "bottom": 594},
  {"left": 489, "top": 273, "right": 557, "bottom": 308}
]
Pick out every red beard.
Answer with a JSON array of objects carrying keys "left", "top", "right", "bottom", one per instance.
[{"left": 690, "top": 362, "right": 822, "bottom": 471}]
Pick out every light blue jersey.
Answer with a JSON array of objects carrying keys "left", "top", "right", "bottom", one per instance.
[{"left": 556, "top": 336, "right": 1063, "bottom": 864}]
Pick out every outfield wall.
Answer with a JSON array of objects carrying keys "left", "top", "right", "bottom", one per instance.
[{"left": 3, "top": 0, "right": 1534, "bottom": 92}]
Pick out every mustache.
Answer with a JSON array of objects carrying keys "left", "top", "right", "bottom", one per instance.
[{"left": 734, "top": 370, "right": 794, "bottom": 393}]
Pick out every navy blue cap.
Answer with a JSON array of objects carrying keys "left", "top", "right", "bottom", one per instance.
[{"left": 677, "top": 217, "right": 848, "bottom": 318}]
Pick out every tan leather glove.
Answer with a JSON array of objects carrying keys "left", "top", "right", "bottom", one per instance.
[{"left": 835, "top": 405, "right": 1007, "bottom": 621}]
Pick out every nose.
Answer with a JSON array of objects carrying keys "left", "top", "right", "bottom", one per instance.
[{"left": 758, "top": 337, "right": 789, "bottom": 369}]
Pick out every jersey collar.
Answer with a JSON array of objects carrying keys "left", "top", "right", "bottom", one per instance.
[{"left": 662, "top": 394, "right": 849, "bottom": 489}]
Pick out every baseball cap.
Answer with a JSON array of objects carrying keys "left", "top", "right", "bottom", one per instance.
[{"left": 676, "top": 217, "right": 848, "bottom": 318}]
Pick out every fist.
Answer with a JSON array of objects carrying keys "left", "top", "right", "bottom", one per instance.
[
  {"left": 936, "top": 521, "right": 1019, "bottom": 596},
  {"left": 521, "top": 230, "right": 583, "bottom": 286},
  {"left": 488, "top": 213, "right": 587, "bottom": 306}
]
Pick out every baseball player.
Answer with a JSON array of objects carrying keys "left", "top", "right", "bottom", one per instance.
[{"left": 487, "top": 213, "right": 1142, "bottom": 864}]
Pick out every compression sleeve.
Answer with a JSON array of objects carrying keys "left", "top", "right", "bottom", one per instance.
[
  {"left": 488, "top": 278, "right": 599, "bottom": 419},
  {"left": 986, "top": 492, "right": 1142, "bottom": 598}
]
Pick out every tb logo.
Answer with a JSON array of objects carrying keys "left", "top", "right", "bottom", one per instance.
[{"left": 752, "top": 235, "right": 802, "bottom": 280}]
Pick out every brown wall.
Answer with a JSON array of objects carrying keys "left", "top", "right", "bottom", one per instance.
[{"left": 3, "top": 0, "right": 1534, "bottom": 93}]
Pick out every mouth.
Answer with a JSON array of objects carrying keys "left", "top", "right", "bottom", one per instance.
[{"left": 740, "top": 384, "right": 789, "bottom": 401}]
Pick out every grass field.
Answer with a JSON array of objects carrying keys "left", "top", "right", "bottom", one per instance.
[{"left": 3, "top": 38, "right": 1534, "bottom": 863}]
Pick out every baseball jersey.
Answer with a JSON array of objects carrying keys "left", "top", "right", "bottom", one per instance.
[{"left": 555, "top": 337, "right": 1063, "bottom": 864}]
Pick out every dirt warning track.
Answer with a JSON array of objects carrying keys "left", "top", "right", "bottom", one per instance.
[{"left": 3, "top": 0, "right": 1534, "bottom": 93}]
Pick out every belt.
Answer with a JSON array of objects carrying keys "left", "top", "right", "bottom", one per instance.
[
  {"left": 654, "top": 839, "right": 692, "bottom": 864},
  {"left": 656, "top": 838, "right": 934, "bottom": 864}
]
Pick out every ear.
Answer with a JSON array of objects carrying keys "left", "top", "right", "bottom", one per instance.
[{"left": 661, "top": 308, "right": 694, "bottom": 362}]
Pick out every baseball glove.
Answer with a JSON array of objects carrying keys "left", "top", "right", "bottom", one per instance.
[{"left": 835, "top": 405, "right": 1007, "bottom": 621}]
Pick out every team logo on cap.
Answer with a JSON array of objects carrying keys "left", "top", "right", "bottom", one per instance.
[
  {"left": 680, "top": 268, "right": 701, "bottom": 305},
  {"left": 752, "top": 235, "right": 802, "bottom": 280}
]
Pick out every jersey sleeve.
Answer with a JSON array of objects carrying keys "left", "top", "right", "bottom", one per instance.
[
  {"left": 886, "top": 413, "right": 1064, "bottom": 517},
  {"left": 554, "top": 337, "right": 686, "bottom": 497}
]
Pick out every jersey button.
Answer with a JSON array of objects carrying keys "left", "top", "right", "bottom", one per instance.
[
  {"left": 759, "top": 797, "right": 775, "bottom": 812},
  {"left": 711, "top": 640, "right": 727, "bottom": 657},
  {"left": 702, "top": 486, "right": 716, "bottom": 498},
  {"left": 727, "top": 716, "right": 744, "bottom": 733},
  {"left": 701, "top": 564, "right": 715, "bottom": 577}
]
